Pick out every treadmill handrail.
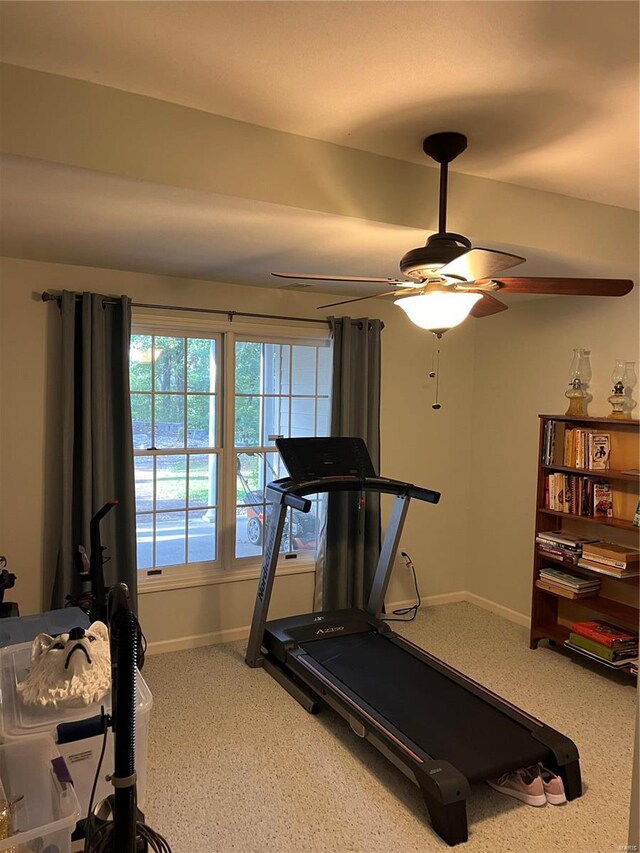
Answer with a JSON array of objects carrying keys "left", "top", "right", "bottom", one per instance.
[
  {"left": 266, "top": 475, "right": 440, "bottom": 509},
  {"left": 246, "top": 471, "right": 439, "bottom": 669}
]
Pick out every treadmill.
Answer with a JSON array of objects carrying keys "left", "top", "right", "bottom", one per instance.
[{"left": 245, "top": 437, "right": 581, "bottom": 846}]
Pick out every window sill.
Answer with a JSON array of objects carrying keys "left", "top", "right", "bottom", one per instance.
[{"left": 138, "top": 558, "right": 316, "bottom": 594}]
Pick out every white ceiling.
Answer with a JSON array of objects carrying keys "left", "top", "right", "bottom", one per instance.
[
  {"left": 0, "top": 1, "right": 637, "bottom": 303},
  {"left": 1, "top": 153, "right": 632, "bottom": 303},
  {"left": 0, "top": 154, "right": 424, "bottom": 295},
  {"left": 0, "top": 0, "right": 638, "bottom": 210}
]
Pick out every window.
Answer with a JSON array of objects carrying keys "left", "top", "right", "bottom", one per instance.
[
  {"left": 130, "top": 323, "right": 331, "bottom": 587},
  {"left": 130, "top": 334, "right": 220, "bottom": 573},
  {"left": 234, "top": 340, "right": 331, "bottom": 559}
]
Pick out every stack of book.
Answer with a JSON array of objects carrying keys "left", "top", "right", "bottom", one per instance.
[
  {"left": 565, "top": 620, "right": 638, "bottom": 670},
  {"left": 562, "top": 429, "right": 610, "bottom": 470},
  {"left": 543, "top": 473, "right": 612, "bottom": 517},
  {"left": 535, "top": 531, "right": 599, "bottom": 566},
  {"left": 578, "top": 541, "right": 640, "bottom": 578},
  {"left": 536, "top": 568, "right": 600, "bottom": 600}
]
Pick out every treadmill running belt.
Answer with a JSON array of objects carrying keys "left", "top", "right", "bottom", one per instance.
[{"left": 300, "top": 632, "right": 548, "bottom": 782}]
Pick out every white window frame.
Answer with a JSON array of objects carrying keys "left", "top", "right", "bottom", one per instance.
[{"left": 131, "top": 310, "right": 332, "bottom": 594}]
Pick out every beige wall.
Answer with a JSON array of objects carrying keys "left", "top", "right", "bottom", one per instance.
[
  {"left": 468, "top": 288, "right": 640, "bottom": 617},
  {"left": 0, "top": 249, "right": 637, "bottom": 643},
  {"left": 0, "top": 255, "right": 474, "bottom": 643}
]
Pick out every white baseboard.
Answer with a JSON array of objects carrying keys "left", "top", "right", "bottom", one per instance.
[
  {"left": 146, "top": 624, "right": 251, "bottom": 655},
  {"left": 387, "top": 590, "right": 468, "bottom": 611},
  {"left": 146, "top": 590, "right": 529, "bottom": 655},
  {"left": 462, "top": 592, "right": 531, "bottom": 628}
]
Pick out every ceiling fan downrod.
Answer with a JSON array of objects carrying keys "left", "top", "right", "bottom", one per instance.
[
  {"left": 422, "top": 132, "right": 467, "bottom": 234},
  {"left": 399, "top": 133, "right": 471, "bottom": 280}
]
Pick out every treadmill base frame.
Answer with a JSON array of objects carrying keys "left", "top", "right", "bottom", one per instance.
[{"left": 254, "top": 610, "right": 582, "bottom": 847}]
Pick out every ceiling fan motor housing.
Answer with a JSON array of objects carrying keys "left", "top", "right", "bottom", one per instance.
[
  {"left": 422, "top": 132, "right": 468, "bottom": 164},
  {"left": 400, "top": 233, "right": 471, "bottom": 280}
]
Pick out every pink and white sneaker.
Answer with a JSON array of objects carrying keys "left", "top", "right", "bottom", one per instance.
[
  {"left": 538, "top": 764, "right": 567, "bottom": 805},
  {"left": 487, "top": 766, "right": 547, "bottom": 806}
]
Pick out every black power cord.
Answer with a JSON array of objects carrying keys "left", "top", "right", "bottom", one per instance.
[
  {"left": 85, "top": 708, "right": 110, "bottom": 843},
  {"left": 382, "top": 551, "right": 422, "bottom": 622}
]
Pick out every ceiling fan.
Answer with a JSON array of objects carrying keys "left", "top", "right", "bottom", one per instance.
[{"left": 272, "top": 132, "right": 633, "bottom": 335}]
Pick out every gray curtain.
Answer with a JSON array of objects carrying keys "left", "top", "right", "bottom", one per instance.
[
  {"left": 51, "top": 291, "right": 138, "bottom": 612},
  {"left": 317, "top": 316, "right": 382, "bottom": 611}
]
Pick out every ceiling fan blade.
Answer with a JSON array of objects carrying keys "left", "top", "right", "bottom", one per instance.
[
  {"left": 469, "top": 293, "right": 509, "bottom": 318},
  {"left": 479, "top": 277, "right": 634, "bottom": 296},
  {"left": 439, "top": 248, "right": 526, "bottom": 281},
  {"left": 272, "top": 272, "right": 411, "bottom": 285},
  {"left": 317, "top": 289, "right": 421, "bottom": 310}
]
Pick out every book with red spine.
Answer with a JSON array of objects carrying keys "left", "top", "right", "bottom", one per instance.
[{"left": 571, "top": 620, "right": 638, "bottom": 649}]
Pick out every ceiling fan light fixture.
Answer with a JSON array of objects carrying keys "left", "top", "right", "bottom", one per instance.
[{"left": 394, "top": 291, "right": 482, "bottom": 334}]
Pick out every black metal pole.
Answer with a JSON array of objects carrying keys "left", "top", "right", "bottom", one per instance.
[
  {"left": 109, "top": 585, "right": 138, "bottom": 853},
  {"left": 438, "top": 162, "right": 448, "bottom": 234}
]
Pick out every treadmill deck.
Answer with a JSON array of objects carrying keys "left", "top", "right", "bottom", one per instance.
[{"left": 299, "top": 631, "right": 548, "bottom": 782}]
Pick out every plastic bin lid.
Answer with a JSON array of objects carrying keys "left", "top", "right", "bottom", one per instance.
[
  {"left": 0, "top": 641, "right": 153, "bottom": 739},
  {"left": 0, "top": 734, "right": 80, "bottom": 850},
  {"left": 0, "top": 608, "right": 90, "bottom": 649}
]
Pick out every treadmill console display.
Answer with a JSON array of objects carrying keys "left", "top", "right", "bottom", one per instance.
[{"left": 276, "top": 437, "right": 377, "bottom": 482}]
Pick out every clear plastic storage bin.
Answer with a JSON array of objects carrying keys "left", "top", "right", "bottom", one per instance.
[
  {"left": 0, "top": 735, "right": 80, "bottom": 852},
  {"left": 0, "top": 641, "right": 152, "bottom": 821}
]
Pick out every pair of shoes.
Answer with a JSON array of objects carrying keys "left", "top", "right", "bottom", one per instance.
[{"left": 487, "top": 764, "right": 566, "bottom": 807}]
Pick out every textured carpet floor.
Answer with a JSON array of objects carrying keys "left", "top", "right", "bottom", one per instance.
[{"left": 142, "top": 602, "right": 636, "bottom": 852}]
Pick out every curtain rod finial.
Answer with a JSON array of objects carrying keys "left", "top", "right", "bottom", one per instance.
[{"left": 39, "top": 290, "right": 62, "bottom": 308}]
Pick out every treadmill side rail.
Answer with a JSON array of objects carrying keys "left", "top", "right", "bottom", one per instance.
[{"left": 262, "top": 657, "right": 320, "bottom": 715}]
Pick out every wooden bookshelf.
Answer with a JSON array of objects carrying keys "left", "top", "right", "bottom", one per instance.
[{"left": 530, "top": 415, "right": 639, "bottom": 677}]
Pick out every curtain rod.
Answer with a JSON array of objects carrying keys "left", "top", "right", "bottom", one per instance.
[{"left": 40, "top": 291, "right": 332, "bottom": 326}]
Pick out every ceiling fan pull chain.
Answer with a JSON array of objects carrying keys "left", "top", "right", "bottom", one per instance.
[
  {"left": 429, "top": 333, "right": 437, "bottom": 379},
  {"left": 432, "top": 336, "right": 442, "bottom": 410}
]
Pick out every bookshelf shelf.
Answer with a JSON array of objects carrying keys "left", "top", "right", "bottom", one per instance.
[
  {"left": 538, "top": 415, "right": 640, "bottom": 428},
  {"left": 537, "top": 549, "right": 639, "bottom": 580},
  {"left": 541, "top": 464, "right": 640, "bottom": 483},
  {"left": 531, "top": 415, "right": 639, "bottom": 677},
  {"left": 537, "top": 508, "right": 637, "bottom": 531},
  {"left": 562, "top": 641, "right": 636, "bottom": 675},
  {"left": 535, "top": 586, "right": 638, "bottom": 626}
]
